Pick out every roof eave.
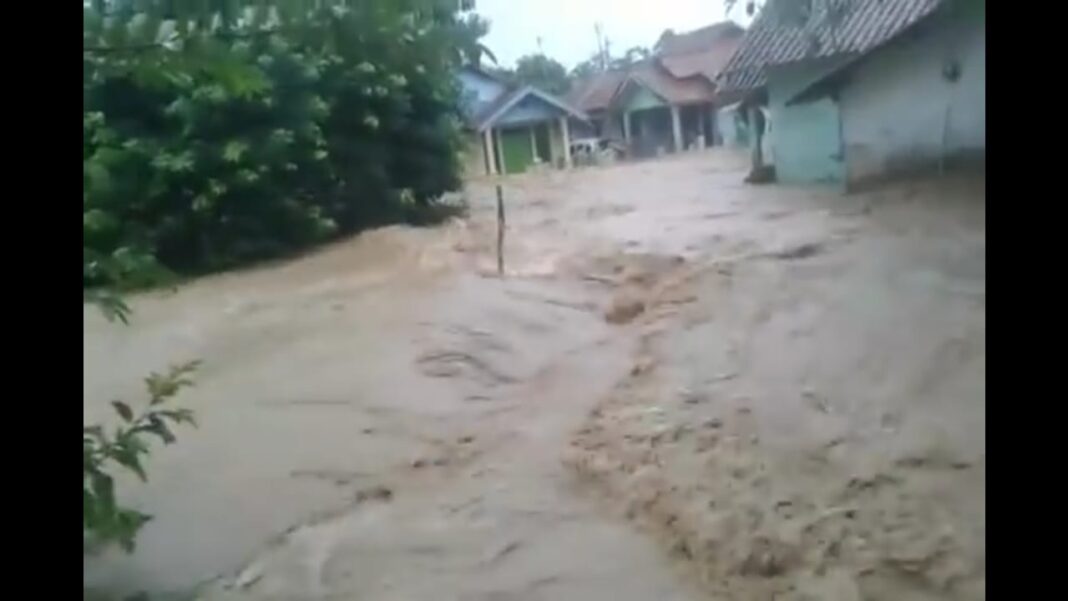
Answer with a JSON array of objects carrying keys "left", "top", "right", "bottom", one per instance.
[
  {"left": 610, "top": 76, "right": 671, "bottom": 108},
  {"left": 476, "top": 87, "right": 589, "bottom": 132}
]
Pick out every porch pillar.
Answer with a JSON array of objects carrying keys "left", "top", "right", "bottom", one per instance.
[
  {"left": 495, "top": 128, "right": 507, "bottom": 175},
  {"left": 670, "top": 104, "right": 683, "bottom": 153},
  {"left": 623, "top": 110, "right": 632, "bottom": 142},
  {"left": 697, "top": 107, "right": 707, "bottom": 150},
  {"left": 559, "top": 116, "right": 572, "bottom": 168},
  {"left": 483, "top": 128, "right": 497, "bottom": 175},
  {"left": 709, "top": 106, "right": 718, "bottom": 146},
  {"left": 529, "top": 126, "right": 538, "bottom": 162}
]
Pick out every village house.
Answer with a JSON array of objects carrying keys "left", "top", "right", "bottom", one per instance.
[
  {"left": 456, "top": 66, "right": 588, "bottom": 176},
  {"left": 565, "top": 70, "right": 629, "bottom": 142},
  {"left": 567, "top": 22, "right": 745, "bottom": 159},
  {"left": 716, "top": 0, "right": 985, "bottom": 188}
]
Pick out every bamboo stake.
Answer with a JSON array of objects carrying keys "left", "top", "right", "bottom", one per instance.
[{"left": 496, "top": 185, "right": 505, "bottom": 276}]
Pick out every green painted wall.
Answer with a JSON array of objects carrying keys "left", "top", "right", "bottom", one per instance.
[
  {"left": 534, "top": 124, "right": 552, "bottom": 164},
  {"left": 766, "top": 58, "right": 850, "bottom": 184},
  {"left": 622, "top": 84, "right": 667, "bottom": 113},
  {"left": 501, "top": 127, "right": 534, "bottom": 173}
]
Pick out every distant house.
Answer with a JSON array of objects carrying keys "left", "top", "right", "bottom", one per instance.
[
  {"left": 655, "top": 22, "right": 747, "bottom": 149},
  {"left": 717, "top": 0, "right": 985, "bottom": 188},
  {"left": 610, "top": 62, "right": 717, "bottom": 157},
  {"left": 566, "top": 22, "right": 745, "bottom": 159},
  {"left": 566, "top": 70, "right": 629, "bottom": 141},
  {"left": 456, "top": 66, "right": 588, "bottom": 176}
]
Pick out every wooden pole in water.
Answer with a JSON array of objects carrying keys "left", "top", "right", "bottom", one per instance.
[{"left": 496, "top": 185, "right": 505, "bottom": 276}]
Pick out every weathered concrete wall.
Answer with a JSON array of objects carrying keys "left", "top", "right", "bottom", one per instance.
[
  {"left": 460, "top": 132, "right": 489, "bottom": 176},
  {"left": 631, "top": 107, "right": 675, "bottom": 158},
  {"left": 840, "top": 7, "right": 985, "bottom": 185},
  {"left": 549, "top": 121, "right": 567, "bottom": 168},
  {"left": 767, "top": 58, "right": 850, "bottom": 183},
  {"left": 716, "top": 105, "right": 749, "bottom": 148},
  {"left": 745, "top": 106, "right": 776, "bottom": 168}
]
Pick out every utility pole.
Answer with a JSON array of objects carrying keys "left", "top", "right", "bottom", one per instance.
[{"left": 594, "top": 22, "right": 606, "bottom": 71}]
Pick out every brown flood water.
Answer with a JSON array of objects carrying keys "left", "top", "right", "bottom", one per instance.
[{"left": 84, "top": 150, "right": 984, "bottom": 601}]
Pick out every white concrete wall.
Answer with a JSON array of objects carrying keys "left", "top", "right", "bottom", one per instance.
[
  {"left": 840, "top": 7, "right": 985, "bottom": 185},
  {"left": 549, "top": 121, "right": 567, "bottom": 168},
  {"left": 460, "top": 132, "right": 488, "bottom": 177}
]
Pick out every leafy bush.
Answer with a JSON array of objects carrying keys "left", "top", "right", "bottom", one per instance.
[
  {"left": 84, "top": 361, "right": 200, "bottom": 553},
  {"left": 84, "top": 0, "right": 486, "bottom": 287},
  {"left": 82, "top": 0, "right": 490, "bottom": 557}
]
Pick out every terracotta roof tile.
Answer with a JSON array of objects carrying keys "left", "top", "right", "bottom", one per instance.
[
  {"left": 566, "top": 70, "right": 628, "bottom": 113},
  {"left": 625, "top": 62, "right": 717, "bottom": 105},
  {"left": 656, "top": 22, "right": 746, "bottom": 82}
]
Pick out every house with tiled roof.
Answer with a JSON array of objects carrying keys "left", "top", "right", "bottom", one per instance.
[
  {"left": 717, "top": 0, "right": 985, "bottom": 187},
  {"left": 609, "top": 61, "right": 718, "bottom": 157},
  {"left": 566, "top": 70, "right": 629, "bottom": 140},
  {"left": 456, "top": 66, "right": 589, "bottom": 175},
  {"left": 656, "top": 22, "right": 747, "bottom": 82},
  {"left": 564, "top": 21, "right": 745, "bottom": 159}
]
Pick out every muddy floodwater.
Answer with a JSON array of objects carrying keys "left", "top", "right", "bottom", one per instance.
[{"left": 84, "top": 151, "right": 985, "bottom": 601}]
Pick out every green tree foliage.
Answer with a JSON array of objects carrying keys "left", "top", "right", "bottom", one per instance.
[
  {"left": 726, "top": 0, "right": 854, "bottom": 28},
  {"left": 569, "top": 54, "right": 602, "bottom": 80},
  {"left": 568, "top": 46, "right": 648, "bottom": 81},
  {"left": 610, "top": 46, "right": 651, "bottom": 70},
  {"left": 84, "top": 0, "right": 489, "bottom": 287},
  {"left": 513, "top": 53, "right": 570, "bottom": 95}
]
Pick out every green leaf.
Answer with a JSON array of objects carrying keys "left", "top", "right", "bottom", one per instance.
[
  {"left": 160, "top": 408, "right": 198, "bottom": 428},
  {"left": 91, "top": 473, "right": 116, "bottom": 516},
  {"left": 84, "top": 488, "right": 98, "bottom": 528},
  {"left": 111, "top": 401, "right": 134, "bottom": 423},
  {"left": 115, "top": 509, "right": 152, "bottom": 553},
  {"left": 148, "top": 415, "right": 177, "bottom": 445},
  {"left": 113, "top": 444, "right": 148, "bottom": 482},
  {"left": 84, "top": 161, "right": 114, "bottom": 199},
  {"left": 223, "top": 140, "right": 250, "bottom": 163},
  {"left": 145, "top": 372, "right": 179, "bottom": 402},
  {"left": 83, "top": 209, "right": 118, "bottom": 235},
  {"left": 85, "top": 290, "right": 131, "bottom": 324}
]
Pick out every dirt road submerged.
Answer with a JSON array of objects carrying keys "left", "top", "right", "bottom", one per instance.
[{"left": 84, "top": 151, "right": 985, "bottom": 600}]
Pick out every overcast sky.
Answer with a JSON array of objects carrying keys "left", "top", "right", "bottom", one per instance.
[{"left": 475, "top": 0, "right": 752, "bottom": 70}]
